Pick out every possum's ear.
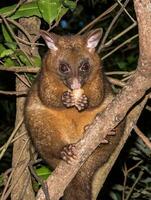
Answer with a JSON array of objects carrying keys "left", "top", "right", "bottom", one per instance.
[
  {"left": 40, "top": 30, "right": 58, "bottom": 51},
  {"left": 85, "top": 28, "right": 103, "bottom": 51}
]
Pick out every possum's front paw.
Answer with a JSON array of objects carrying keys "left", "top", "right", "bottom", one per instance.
[
  {"left": 62, "top": 90, "right": 75, "bottom": 108},
  {"left": 60, "top": 144, "right": 77, "bottom": 164},
  {"left": 62, "top": 89, "right": 88, "bottom": 111}
]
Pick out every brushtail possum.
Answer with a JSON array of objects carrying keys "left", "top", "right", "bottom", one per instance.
[{"left": 24, "top": 29, "right": 125, "bottom": 199}]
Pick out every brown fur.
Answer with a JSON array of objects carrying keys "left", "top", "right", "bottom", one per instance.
[{"left": 24, "top": 31, "right": 125, "bottom": 199}]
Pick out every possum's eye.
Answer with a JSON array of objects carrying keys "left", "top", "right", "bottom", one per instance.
[
  {"left": 59, "top": 63, "right": 70, "bottom": 74},
  {"left": 79, "top": 61, "right": 90, "bottom": 72}
]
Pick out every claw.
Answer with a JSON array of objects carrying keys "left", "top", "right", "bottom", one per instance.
[
  {"left": 84, "top": 124, "right": 90, "bottom": 131},
  {"left": 101, "top": 139, "right": 109, "bottom": 144},
  {"left": 108, "top": 131, "right": 116, "bottom": 136}
]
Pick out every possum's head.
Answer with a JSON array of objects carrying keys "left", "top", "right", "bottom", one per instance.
[{"left": 40, "top": 29, "right": 103, "bottom": 91}]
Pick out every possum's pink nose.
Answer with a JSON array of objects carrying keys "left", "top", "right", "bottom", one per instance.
[{"left": 71, "top": 78, "right": 81, "bottom": 90}]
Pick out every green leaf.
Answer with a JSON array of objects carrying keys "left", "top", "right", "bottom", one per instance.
[
  {"left": 17, "top": 51, "right": 41, "bottom": 66},
  {"left": 3, "top": 57, "right": 16, "bottom": 67},
  {"left": 0, "top": 44, "right": 6, "bottom": 54},
  {"left": 37, "top": 0, "right": 61, "bottom": 24},
  {"left": 2, "top": 24, "right": 17, "bottom": 50},
  {"left": 33, "top": 56, "right": 42, "bottom": 67},
  {"left": 56, "top": 0, "right": 76, "bottom": 23},
  {"left": 0, "top": 49, "right": 14, "bottom": 58},
  {"left": 56, "top": 4, "right": 68, "bottom": 22},
  {"left": 36, "top": 166, "right": 51, "bottom": 180},
  {"left": 109, "top": 191, "right": 121, "bottom": 200},
  {"left": 0, "top": 2, "right": 41, "bottom": 20},
  {"left": 117, "top": 61, "right": 127, "bottom": 70},
  {"left": 63, "top": 0, "right": 76, "bottom": 10},
  {"left": 37, "top": 0, "right": 76, "bottom": 24},
  {"left": 18, "top": 54, "right": 31, "bottom": 66},
  {"left": 112, "top": 184, "right": 124, "bottom": 191},
  {"left": 0, "top": 175, "right": 4, "bottom": 187},
  {"left": 127, "top": 55, "right": 136, "bottom": 64},
  {"left": 0, "top": 0, "right": 76, "bottom": 24}
]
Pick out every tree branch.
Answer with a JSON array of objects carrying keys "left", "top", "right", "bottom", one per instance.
[
  {"left": 134, "top": 125, "right": 151, "bottom": 150},
  {"left": 0, "top": 66, "right": 39, "bottom": 73},
  {"left": 11, "top": 4, "right": 41, "bottom": 199},
  {"left": 0, "top": 90, "right": 27, "bottom": 96}
]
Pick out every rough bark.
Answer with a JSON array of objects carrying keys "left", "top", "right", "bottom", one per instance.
[
  {"left": 91, "top": 95, "right": 148, "bottom": 199},
  {"left": 36, "top": 0, "right": 151, "bottom": 199},
  {"left": 11, "top": 79, "right": 35, "bottom": 200},
  {"left": 11, "top": 12, "right": 40, "bottom": 200}
]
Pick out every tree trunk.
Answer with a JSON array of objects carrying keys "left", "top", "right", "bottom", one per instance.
[{"left": 11, "top": 13, "right": 40, "bottom": 200}]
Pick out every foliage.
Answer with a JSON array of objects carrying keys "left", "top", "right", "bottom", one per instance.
[
  {"left": 0, "top": 0, "right": 76, "bottom": 23},
  {"left": 0, "top": 2, "right": 41, "bottom": 20},
  {"left": 109, "top": 137, "right": 151, "bottom": 200},
  {"left": 36, "top": 165, "right": 51, "bottom": 180},
  {"left": 0, "top": 0, "right": 76, "bottom": 68},
  {"left": 31, "top": 165, "right": 51, "bottom": 191}
]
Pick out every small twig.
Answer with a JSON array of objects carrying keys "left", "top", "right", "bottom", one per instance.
[
  {"left": 4, "top": 0, "right": 27, "bottom": 18},
  {"left": 0, "top": 15, "right": 32, "bottom": 43},
  {"left": 16, "top": 36, "right": 43, "bottom": 46},
  {"left": 29, "top": 161, "right": 50, "bottom": 200},
  {"left": 123, "top": 71, "right": 135, "bottom": 78},
  {"left": 1, "top": 139, "right": 30, "bottom": 200},
  {"left": 3, "top": 168, "right": 12, "bottom": 186},
  {"left": 0, "top": 16, "right": 34, "bottom": 65},
  {"left": 0, "top": 90, "right": 27, "bottom": 96},
  {"left": 134, "top": 125, "right": 151, "bottom": 150},
  {"left": 0, "top": 15, "right": 22, "bottom": 48},
  {"left": 102, "top": 34, "right": 138, "bottom": 60},
  {"left": 122, "top": 76, "right": 132, "bottom": 82},
  {"left": 0, "top": 132, "right": 27, "bottom": 153},
  {"left": 106, "top": 71, "right": 130, "bottom": 75},
  {"left": 15, "top": 73, "right": 31, "bottom": 87},
  {"left": 78, "top": 3, "right": 118, "bottom": 34},
  {"left": 0, "top": 118, "right": 23, "bottom": 160},
  {"left": 15, "top": 54, "right": 24, "bottom": 66},
  {"left": 104, "top": 22, "right": 137, "bottom": 48},
  {"left": 2, "top": 159, "right": 30, "bottom": 200},
  {"left": 24, "top": 72, "right": 32, "bottom": 86},
  {"left": 108, "top": 77, "right": 125, "bottom": 87},
  {"left": 125, "top": 170, "right": 144, "bottom": 200},
  {"left": 18, "top": 173, "right": 32, "bottom": 200},
  {"left": 117, "top": 0, "right": 136, "bottom": 23},
  {"left": 47, "top": 20, "right": 60, "bottom": 32},
  {"left": 122, "top": 164, "right": 128, "bottom": 200},
  {"left": 98, "top": 0, "right": 130, "bottom": 52},
  {"left": 11, "top": 132, "right": 27, "bottom": 143},
  {"left": 128, "top": 161, "right": 143, "bottom": 174},
  {"left": 122, "top": 160, "right": 143, "bottom": 200},
  {"left": 7, "top": 18, "right": 33, "bottom": 43},
  {"left": 0, "top": 66, "right": 39, "bottom": 73},
  {"left": 146, "top": 105, "right": 151, "bottom": 112}
]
